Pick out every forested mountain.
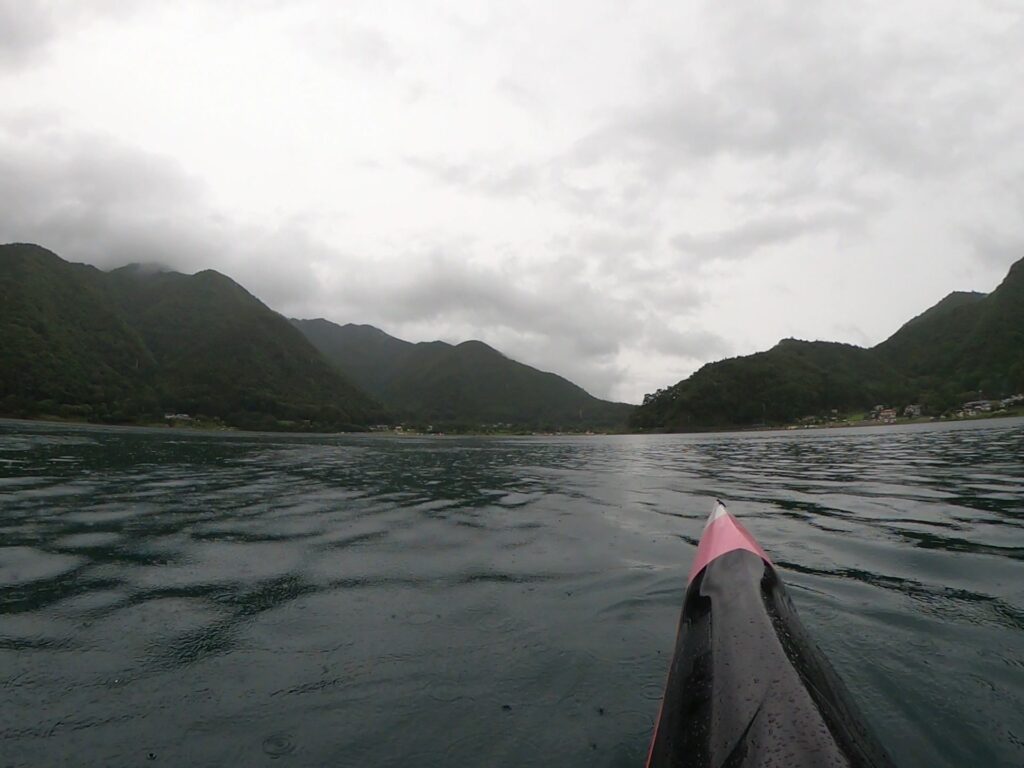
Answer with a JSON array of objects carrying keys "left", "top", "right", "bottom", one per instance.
[
  {"left": 294, "top": 320, "right": 416, "bottom": 396},
  {"left": 632, "top": 257, "right": 1024, "bottom": 431},
  {"left": 9, "top": 240, "right": 1018, "bottom": 435},
  {"left": 0, "top": 244, "right": 156, "bottom": 420},
  {"left": 1, "top": 244, "right": 385, "bottom": 430},
  {"left": 292, "top": 318, "right": 634, "bottom": 429},
  {"left": 631, "top": 340, "right": 905, "bottom": 430},
  {"left": 876, "top": 261, "right": 1024, "bottom": 399}
]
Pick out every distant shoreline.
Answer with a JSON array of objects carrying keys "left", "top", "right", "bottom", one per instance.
[
  {"left": 0, "top": 414, "right": 239, "bottom": 434},
  {"left": 0, "top": 414, "right": 628, "bottom": 437},
  {"left": 3, "top": 408, "right": 1023, "bottom": 438},
  {"left": 634, "top": 407, "right": 1024, "bottom": 435}
]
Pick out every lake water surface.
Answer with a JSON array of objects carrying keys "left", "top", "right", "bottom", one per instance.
[{"left": 2, "top": 418, "right": 1023, "bottom": 767}]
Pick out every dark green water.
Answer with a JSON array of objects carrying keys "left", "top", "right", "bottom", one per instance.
[{"left": 1, "top": 418, "right": 1022, "bottom": 767}]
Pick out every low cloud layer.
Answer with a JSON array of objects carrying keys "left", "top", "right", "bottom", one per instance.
[
  {"left": 0, "top": 2, "right": 53, "bottom": 69},
  {"left": 2, "top": 1, "right": 1023, "bottom": 402}
]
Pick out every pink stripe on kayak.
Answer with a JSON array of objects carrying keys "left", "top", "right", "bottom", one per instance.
[{"left": 687, "top": 507, "right": 771, "bottom": 583}]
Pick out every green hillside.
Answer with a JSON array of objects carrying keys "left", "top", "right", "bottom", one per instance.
[
  {"left": 1, "top": 244, "right": 385, "bottom": 430},
  {"left": 874, "top": 260, "right": 1024, "bottom": 410},
  {"left": 935, "top": 260, "right": 1024, "bottom": 396},
  {"left": 0, "top": 244, "right": 158, "bottom": 421},
  {"left": 873, "top": 292, "right": 986, "bottom": 384},
  {"left": 292, "top": 318, "right": 634, "bottom": 430},
  {"left": 631, "top": 340, "right": 905, "bottom": 430},
  {"left": 633, "top": 257, "right": 1024, "bottom": 431},
  {"left": 293, "top": 319, "right": 414, "bottom": 396},
  {"left": 10, "top": 241, "right": 1017, "bottom": 435}
]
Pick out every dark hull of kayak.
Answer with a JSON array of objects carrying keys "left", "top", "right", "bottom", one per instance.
[{"left": 646, "top": 510, "right": 895, "bottom": 768}]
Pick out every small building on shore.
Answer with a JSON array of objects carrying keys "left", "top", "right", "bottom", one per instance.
[{"left": 962, "top": 400, "right": 994, "bottom": 416}]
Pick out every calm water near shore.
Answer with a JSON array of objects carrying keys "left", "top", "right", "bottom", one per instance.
[{"left": 2, "top": 417, "right": 1023, "bottom": 767}]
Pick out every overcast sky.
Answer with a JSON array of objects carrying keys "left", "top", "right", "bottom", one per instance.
[{"left": 2, "top": 1, "right": 1023, "bottom": 402}]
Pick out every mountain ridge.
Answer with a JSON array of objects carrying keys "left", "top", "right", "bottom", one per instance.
[
  {"left": 7, "top": 241, "right": 1020, "bottom": 434},
  {"left": 1, "top": 243, "right": 385, "bottom": 430},
  {"left": 291, "top": 317, "right": 633, "bottom": 429},
  {"left": 1, "top": 243, "right": 629, "bottom": 431},
  {"left": 632, "top": 257, "right": 1024, "bottom": 431}
]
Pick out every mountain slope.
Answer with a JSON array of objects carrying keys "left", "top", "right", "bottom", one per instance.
[
  {"left": 0, "top": 244, "right": 157, "bottom": 420},
  {"left": 874, "top": 260, "right": 1024, "bottom": 401},
  {"left": 950, "top": 259, "right": 1024, "bottom": 395},
  {"left": 292, "top": 318, "right": 633, "bottom": 429},
  {"left": 0, "top": 244, "right": 385, "bottom": 429},
  {"left": 293, "top": 319, "right": 415, "bottom": 396},
  {"left": 874, "top": 291, "right": 987, "bottom": 380},
  {"left": 105, "top": 265, "right": 386, "bottom": 429},
  {"left": 633, "top": 257, "right": 1024, "bottom": 431},
  {"left": 631, "top": 339, "right": 905, "bottom": 430}
]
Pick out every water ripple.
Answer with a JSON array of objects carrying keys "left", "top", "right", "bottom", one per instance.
[{"left": 1, "top": 417, "right": 1022, "bottom": 766}]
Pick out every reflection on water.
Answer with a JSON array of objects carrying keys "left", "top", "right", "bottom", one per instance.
[{"left": 1, "top": 418, "right": 1023, "bottom": 767}]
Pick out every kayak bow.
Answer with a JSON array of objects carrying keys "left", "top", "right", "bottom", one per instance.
[{"left": 645, "top": 501, "right": 895, "bottom": 768}]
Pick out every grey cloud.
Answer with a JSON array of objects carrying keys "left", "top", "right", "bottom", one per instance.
[
  {"left": 575, "top": 230, "right": 652, "bottom": 259},
  {"left": 494, "top": 78, "right": 545, "bottom": 116},
  {"left": 0, "top": 2, "right": 55, "bottom": 70},
  {"left": 431, "top": 2, "right": 980, "bottom": 240},
  {"left": 557, "top": 1, "right": 1024, "bottom": 238},
  {"left": 339, "top": 26, "right": 400, "bottom": 73},
  {"left": 0, "top": 1, "right": 146, "bottom": 73},
  {"left": 643, "top": 325, "right": 733, "bottom": 361},
  {"left": 631, "top": 276, "right": 706, "bottom": 315},
  {"left": 965, "top": 227, "right": 1024, "bottom": 271},
  {"left": 0, "top": 119, "right": 323, "bottom": 310},
  {"left": 569, "top": 81, "right": 749, "bottom": 174},
  {"left": 367, "top": 251, "right": 641, "bottom": 359},
  {"left": 297, "top": 18, "right": 402, "bottom": 74},
  {"left": 550, "top": 180, "right": 609, "bottom": 218},
  {"left": 564, "top": 230, "right": 709, "bottom": 313},
  {"left": 579, "top": 6, "right": 1008, "bottom": 175},
  {"left": 671, "top": 209, "right": 861, "bottom": 264},
  {"left": 0, "top": 120, "right": 214, "bottom": 269},
  {"left": 406, "top": 155, "right": 541, "bottom": 198}
]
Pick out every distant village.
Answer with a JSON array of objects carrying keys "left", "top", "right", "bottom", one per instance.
[
  {"left": 952, "top": 394, "right": 1024, "bottom": 418},
  {"left": 791, "top": 393, "right": 1024, "bottom": 430},
  {"left": 161, "top": 396, "right": 1024, "bottom": 435},
  {"left": 869, "top": 394, "right": 1024, "bottom": 424},
  {"left": 160, "top": 395, "right": 1024, "bottom": 433}
]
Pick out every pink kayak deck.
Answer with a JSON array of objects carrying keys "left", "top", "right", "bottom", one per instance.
[{"left": 687, "top": 501, "right": 770, "bottom": 583}]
